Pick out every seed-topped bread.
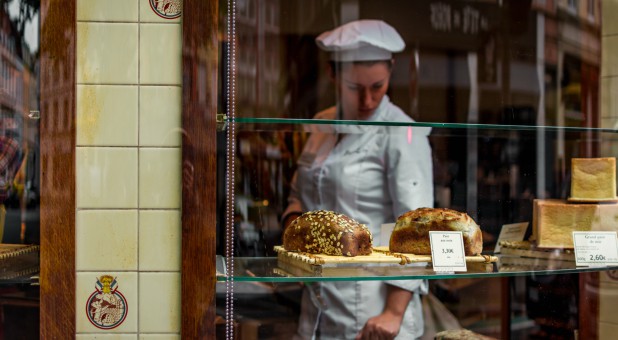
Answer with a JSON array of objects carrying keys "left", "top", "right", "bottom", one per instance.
[
  {"left": 390, "top": 207, "right": 483, "bottom": 256},
  {"left": 283, "top": 210, "right": 373, "bottom": 256}
]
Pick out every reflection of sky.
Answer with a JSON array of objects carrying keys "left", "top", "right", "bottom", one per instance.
[{"left": 8, "top": 0, "right": 39, "bottom": 53}]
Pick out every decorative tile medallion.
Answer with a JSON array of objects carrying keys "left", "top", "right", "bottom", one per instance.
[
  {"left": 149, "top": 0, "right": 182, "bottom": 19},
  {"left": 86, "top": 275, "right": 128, "bottom": 330}
]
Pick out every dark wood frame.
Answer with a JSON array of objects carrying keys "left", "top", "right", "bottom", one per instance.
[
  {"left": 40, "top": 0, "right": 76, "bottom": 338},
  {"left": 181, "top": 0, "right": 218, "bottom": 338},
  {"left": 580, "top": 273, "right": 599, "bottom": 339}
]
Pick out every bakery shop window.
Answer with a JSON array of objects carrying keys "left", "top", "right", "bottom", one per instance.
[{"left": 216, "top": 0, "right": 605, "bottom": 338}]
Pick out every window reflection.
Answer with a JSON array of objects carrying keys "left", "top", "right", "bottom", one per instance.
[{"left": 0, "top": 0, "right": 39, "bottom": 245}]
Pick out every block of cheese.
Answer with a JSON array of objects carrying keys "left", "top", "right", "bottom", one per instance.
[
  {"left": 532, "top": 199, "right": 618, "bottom": 248},
  {"left": 570, "top": 157, "right": 617, "bottom": 201}
]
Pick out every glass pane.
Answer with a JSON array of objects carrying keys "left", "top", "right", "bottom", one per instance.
[
  {"left": 217, "top": 0, "right": 608, "bottom": 339},
  {"left": 224, "top": 123, "right": 616, "bottom": 256},
  {"left": 0, "top": 0, "right": 40, "bottom": 338},
  {"left": 215, "top": 256, "right": 618, "bottom": 282}
]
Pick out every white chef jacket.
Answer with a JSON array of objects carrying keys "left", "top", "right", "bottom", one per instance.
[{"left": 283, "top": 96, "right": 434, "bottom": 340}]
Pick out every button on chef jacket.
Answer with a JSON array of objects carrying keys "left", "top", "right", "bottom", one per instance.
[{"left": 284, "top": 95, "right": 434, "bottom": 340}]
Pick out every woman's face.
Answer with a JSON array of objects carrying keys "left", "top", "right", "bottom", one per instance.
[{"left": 333, "top": 61, "right": 392, "bottom": 120}]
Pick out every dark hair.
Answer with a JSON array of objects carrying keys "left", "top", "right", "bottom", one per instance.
[{"left": 328, "top": 59, "right": 393, "bottom": 76}]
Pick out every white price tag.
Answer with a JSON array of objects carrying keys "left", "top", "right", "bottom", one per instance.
[
  {"left": 573, "top": 231, "right": 618, "bottom": 267},
  {"left": 429, "top": 231, "right": 467, "bottom": 272},
  {"left": 494, "top": 222, "right": 528, "bottom": 253}
]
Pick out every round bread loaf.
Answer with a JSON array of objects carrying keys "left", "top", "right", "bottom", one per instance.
[
  {"left": 434, "top": 329, "right": 497, "bottom": 340},
  {"left": 283, "top": 210, "right": 373, "bottom": 256},
  {"left": 389, "top": 207, "right": 483, "bottom": 256}
]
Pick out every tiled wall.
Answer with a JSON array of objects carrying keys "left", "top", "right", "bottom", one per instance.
[
  {"left": 75, "top": 0, "right": 182, "bottom": 338},
  {"left": 599, "top": 0, "right": 618, "bottom": 336}
]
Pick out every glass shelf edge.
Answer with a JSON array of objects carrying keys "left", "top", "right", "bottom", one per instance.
[
  {"left": 215, "top": 256, "right": 617, "bottom": 283},
  {"left": 228, "top": 117, "right": 618, "bottom": 133}
]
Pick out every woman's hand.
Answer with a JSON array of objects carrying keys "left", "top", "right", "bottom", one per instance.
[
  {"left": 355, "top": 310, "right": 404, "bottom": 340},
  {"left": 355, "top": 285, "right": 412, "bottom": 340}
]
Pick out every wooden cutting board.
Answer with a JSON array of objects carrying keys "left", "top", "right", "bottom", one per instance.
[
  {"left": 0, "top": 244, "right": 40, "bottom": 280},
  {"left": 498, "top": 241, "right": 575, "bottom": 261},
  {"left": 274, "top": 246, "right": 497, "bottom": 275},
  {"left": 0, "top": 244, "right": 39, "bottom": 259}
]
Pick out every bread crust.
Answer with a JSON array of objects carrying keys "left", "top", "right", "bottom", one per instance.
[
  {"left": 283, "top": 210, "right": 372, "bottom": 256},
  {"left": 434, "top": 329, "right": 497, "bottom": 340},
  {"left": 389, "top": 207, "right": 483, "bottom": 255}
]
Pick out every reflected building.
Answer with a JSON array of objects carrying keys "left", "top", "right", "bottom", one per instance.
[
  {"left": 236, "top": 0, "right": 283, "bottom": 118},
  {"left": 0, "top": 5, "right": 36, "bottom": 142},
  {"left": 0, "top": 3, "right": 39, "bottom": 244}
]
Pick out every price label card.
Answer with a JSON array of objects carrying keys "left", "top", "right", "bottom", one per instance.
[
  {"left": 573, "top": 231, "right": 618, "bottom": 267},
  {"left": 429, "top": 231, "right": 467, "bottom": 272},
  {"left": 494, "top": 222, "right": 528, "bottom": 253}
]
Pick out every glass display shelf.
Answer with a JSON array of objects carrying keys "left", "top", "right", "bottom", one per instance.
[
  {"left": 0, "top": 245, "right": 40, "bottom": 286},
  {"left": 215, "top": 255, "right": 618, "bottom": 283},
  {"left": 229, "top": 117, "right": 618, "bottom": 134},
  {"left": 0, "top": 272, "right": 39, "bottom": 285}
]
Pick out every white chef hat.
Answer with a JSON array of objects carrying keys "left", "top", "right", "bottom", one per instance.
[{"left": 316, "top": 20, "right": 405, "bottom": 62}]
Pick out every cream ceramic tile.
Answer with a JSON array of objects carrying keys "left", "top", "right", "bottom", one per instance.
[
  {"left": 139, "top": 210, "right": 181, "bottom": 271},
  {"left": 599, "top": 281, "right": 618, "bottom": 323},
  {"left": 76, "top": 147, "right": 138, "bottom": 209},
  {"left": 77, "top": 0, "right": 138, "bottom": 22},
  {"left": 601, "top": 118, "right": 618, "bottom": 130},
  {"left": 602, "top": 36, "right": 618, "bottom": 77},
  {"left": 77, "top": 23, "right": 138, "bottom": 84},
  {"left": 139, "top": 148, "right": 181, "bottom": 209},
  {"left": 600, "top": 321, "right": 618, "bottom": 339},
  {"left": 139, "top": 86, "right": 181, "bottom": 147},
  {"left": 77, "top": 85, "right": 138, "bottom": 146},
  {"left": 140, "top": 24, "right": 182, "bottom": 85},
  {"left": 76, "top": 210, "right": 138, "bottom": 271},
  {"left": 77, "top": 334, "right": 138, "bottom": 340},
  {"left": 76, "top": 272, "right": 138, "bottom": 333},
  {"left": 603, "top": 0, "right": 618, "bottom": 36},
  {"left": 140, "top": 0, "right": 182, "bottom": 23},
  {"left": 139, "top": 335, "right": 180, "bottom": 340},
  {"left": 601, "top": 77, "right": 611, "bottom": 119},
  {"left": 601, "top": 271, "right": 618, "bottom": 284},
  {"left": 139, "top": 273, "right": 181, "bottom": 333},
  {"left": 601, "top": 77, "right": 618, "bottom": 119}
]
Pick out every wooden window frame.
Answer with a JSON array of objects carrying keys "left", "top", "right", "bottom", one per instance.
[{"left": 39, "top": 0, "right": 219, "bottom": 338}]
